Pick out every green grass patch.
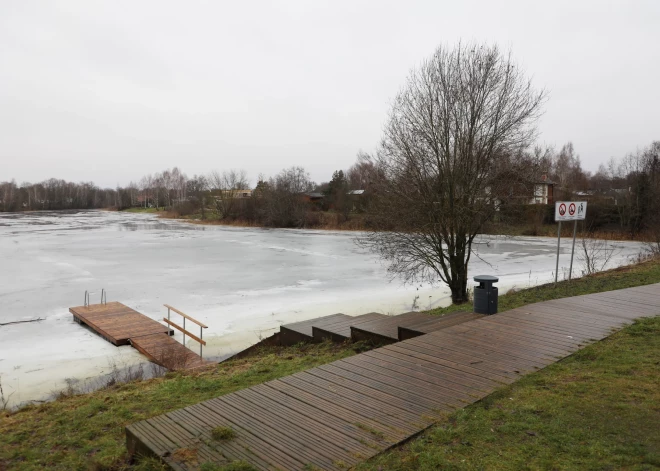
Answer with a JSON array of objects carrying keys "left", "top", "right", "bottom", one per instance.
[
  {"left": 0, "top": 341, "right": 365, "bottom": 471},
  {"left": 355, "top": 315, "right": 660, "bottom": 470},
  {"left": 211, "top": 426, "right": 236, "bottom": 441},
  {"left": 430, "top": 256, "right": 660, "bottom": 316}
]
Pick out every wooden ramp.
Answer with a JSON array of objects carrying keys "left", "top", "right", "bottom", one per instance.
[
  {"left": 70, "top": 302, "right": 213, "bottom": 371},
  {"left": 126, "top": 284, "right": 660, "bottom": 470},
  {"left": 131, "top": 334, "right": 214, "bottom": 371}
]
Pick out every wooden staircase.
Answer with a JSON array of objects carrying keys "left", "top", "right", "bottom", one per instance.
[{"left": 279, "top": 310, "right": 483, "bottom": 346}]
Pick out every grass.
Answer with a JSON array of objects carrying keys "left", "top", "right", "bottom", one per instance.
[
  {"left": 355, "top": 315, "right": 660, "bottom": 471},
  {"left": 211, "top": 426, "right": 236, "bottom": 441},
  {"left": 0, "top": 341, "right": 366, "bottom": 471},
  {"left": 429, "top": 255, "right": 660, "bottom": 316},
  {"left": 1, "top": 258, "right": 658, "bottom": 471}
]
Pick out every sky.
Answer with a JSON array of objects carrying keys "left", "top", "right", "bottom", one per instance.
[{"left": 1, "top": 0, "right": 659, "bottom": 188}]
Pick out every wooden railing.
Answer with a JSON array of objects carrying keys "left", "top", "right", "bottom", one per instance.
[{"left": 163, "top": 304, "right": 208, "bottom": 358}]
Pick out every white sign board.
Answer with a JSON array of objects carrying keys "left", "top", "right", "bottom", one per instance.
[{"left": 555, "top": 201, "right": 587, "bottom": 221}]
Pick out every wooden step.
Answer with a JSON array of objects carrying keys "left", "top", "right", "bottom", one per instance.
[
  {"left": 312, "top": 312, "right": 388, "bottom": 342},
  {"left": 279, "top": 313, "right": 350, "bottom": 346},
  {"left": 351, "top": 311, "right": 453, "bottom": 344},
  {"left": 398, "top": 311, "right": 485, "bottom": 340}
]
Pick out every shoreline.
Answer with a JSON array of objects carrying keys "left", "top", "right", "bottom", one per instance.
[
  {"left": 1, "top": 207, "right": 653, "bottom": 241},
  {"left": 0, "top": 210, "right": 649, "bottom": 409}
]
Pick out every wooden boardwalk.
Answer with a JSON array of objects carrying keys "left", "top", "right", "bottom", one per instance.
[
  {"left": 70, "top": 302, "right": 213, "bottom": 371},
  {"left": 126, "top": 284, "right": 660, "bottom": 470},
  {"left": 350, "top": 310, "right": 484, "bottom": 344}
]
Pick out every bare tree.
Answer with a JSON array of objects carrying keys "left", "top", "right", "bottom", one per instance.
[
  {"left": 262, "top": 166, "right": 314, "bottom": 227},
  {"left": 358, "top": 43, "right": 546, "bottom": 303},
  {"left": 577, "top": 236, "right": 618, "bottom": 275},
  {"left": 347, "top": 151, "right": 378, "bottom": 190},
  {"left": 209, "top": 169, "right": 249, "bottom": 220},
  {"left": 186, "top": 175, "right": 209, "bottom": 219}
]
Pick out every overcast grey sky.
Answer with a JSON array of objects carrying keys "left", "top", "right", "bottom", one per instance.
[{"left": 1, "top": 1, "right": 658, "bottom": 188}]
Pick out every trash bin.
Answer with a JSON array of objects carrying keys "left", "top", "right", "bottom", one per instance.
[{"left": 473, "top": 275, "right": 499, "bottom": 315}]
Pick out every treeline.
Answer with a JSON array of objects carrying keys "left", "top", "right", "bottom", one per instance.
[
  {"left": 1, "top": 141, "right": 658, "bottom": 241},
  {"left": 0, "top": 179, "right": 117, "bottom": 212},
  {"left": 510, "top": 141, "right": 660, "bottom": 238}
]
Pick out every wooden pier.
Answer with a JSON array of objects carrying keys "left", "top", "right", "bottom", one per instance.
[
  {"left": 70, "top": 302, "right": 213, "bottom": 371},
  {"left": 125, "top": 283, "right": 660, "bottom": 470}
]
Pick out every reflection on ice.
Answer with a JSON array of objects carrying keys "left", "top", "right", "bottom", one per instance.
[{"left": 0, "top": 210, "right": 646, "bottom": 408}]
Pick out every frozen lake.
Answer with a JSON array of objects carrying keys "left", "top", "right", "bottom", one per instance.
[{"left": 0, "top": 210, "right": 645, "bottom": 407}]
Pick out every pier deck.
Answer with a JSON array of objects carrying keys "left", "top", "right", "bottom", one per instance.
[{"left": 70, "top": 302, "right": 212, "bottom": 371}]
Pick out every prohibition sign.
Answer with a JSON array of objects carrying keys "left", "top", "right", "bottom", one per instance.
[
  {"left": 569, "top": 203, "right": 576, "bottom": 216},
  {"left": 558, "top": 203, "right": 566, "bottom": 216}
]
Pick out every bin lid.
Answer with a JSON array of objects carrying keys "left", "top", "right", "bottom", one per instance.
[{"left": 474, "top": 275, "right": 499, "bottom": 283}]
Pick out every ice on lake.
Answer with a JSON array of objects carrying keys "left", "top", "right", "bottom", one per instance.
[{"left": 0, "top": 210, "right": 645, "bottom": 407}]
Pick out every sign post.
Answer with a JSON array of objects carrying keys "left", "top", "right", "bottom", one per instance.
[{"left": 554, "top": 201, "right": 587, "bottom": 284}]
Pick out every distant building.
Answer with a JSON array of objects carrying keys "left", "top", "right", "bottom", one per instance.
[
  {"left": 213, "top": 189, "right": 253, "bottom": 199},
  {"left": 530, "top": 176, "right": 554, "bottom": 205},
  {"left": 302, "top": 192, "right": 324, "bottom": 203}
]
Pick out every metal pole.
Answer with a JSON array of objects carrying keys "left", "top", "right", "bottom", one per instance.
[
  {"left": 183, "top": 317, "right": 186, "bottom": 346},
  {"left": 200, "top": 327, "right": 203, "bottom": 358},
  {"left": 554, "top": 221, "right": 562, "bottom": 285},
  {"left": 568, "top": 220, "right": 578, "bottom": 281}
]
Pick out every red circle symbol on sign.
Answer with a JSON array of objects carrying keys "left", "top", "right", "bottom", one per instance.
[
  {"left": 569, "top": 203, "right": 576, "bottom": 215},
  {"left": 559, "top": 203, "right": 566, "bottom": 216}
]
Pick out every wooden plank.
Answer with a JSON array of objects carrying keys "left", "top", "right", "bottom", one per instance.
[
  {"left": 163, "top": 318, "right": 207, "bottom": 346},
  {"left": 289, "top": 371, "right": 425, "bottom": 425},
  {"left": 164, "top": 304, "right": 208, "bottom": 328},
  {"left": 360, "top": 349, "right": 500, "bottom": 391},
  {"left": 277, "top": 375, "right": 418, "bottom": 433},
  {"left": 398, "top": 312, "right": 484, "bottom": 340},
  {"left": 235, "top": 387, "right": 377, "bottom": 460},
  {"left": 312, "top": 312, "right": 389, "bottom": 342},
  {"left": 280, "top": 313, "right": 350, "bottom": 346},
  {"left": 262, "top": 380, "right": 405, "bottom": 443},
  {"left": 209, "top": 396, "right": 345, "bottom": 470},
  {"left": 381, "top": 342, "right": 518, "bottom": 383}
]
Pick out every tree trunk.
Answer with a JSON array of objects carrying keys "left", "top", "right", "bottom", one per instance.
[{"left": 448, "top": 259, "right": 470, "bottom": 304}]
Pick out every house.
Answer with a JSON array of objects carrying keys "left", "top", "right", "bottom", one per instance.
[
  {"left": 215, "top": 189, "right": 253, "bottom": 199},
  {"left": 347, "top": 189, "right": 367, "bottom": 212},
  {"left": 302, "top": 192, "right": 324, "bottom": 203},
  {"left": 530, "top": 176, "right": 554, "bottom": 205}
]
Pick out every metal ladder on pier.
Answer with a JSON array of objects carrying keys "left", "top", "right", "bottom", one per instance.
[{"left": 84, "top": 289, "right": 107, "bottom": 307}]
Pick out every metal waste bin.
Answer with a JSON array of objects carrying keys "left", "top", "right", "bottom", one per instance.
[{"left": 473, "top": 275, "right": 499, "bottom": 315}]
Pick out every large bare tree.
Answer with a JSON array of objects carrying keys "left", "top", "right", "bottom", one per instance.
[{"left": 359, "top": 43, "right": 546, "bottom": 303}]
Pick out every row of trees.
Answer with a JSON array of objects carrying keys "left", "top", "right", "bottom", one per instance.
[{"left": 0, "top": 179, "right": 117, "bottom": 212}]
